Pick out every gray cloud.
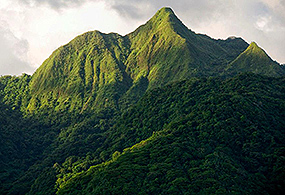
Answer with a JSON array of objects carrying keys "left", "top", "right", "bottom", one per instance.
[
  {"left": 109, "top": 0, "right": 228, "bottom": 24},
  {"left": 18, "top": 0, "right": 285, "bottom": 34},
  {"left": 20, "top": 0, "right": 90, "bottom": 10},
  {"left": 0, "top": 21, "right": 34, "bottom": 76}
]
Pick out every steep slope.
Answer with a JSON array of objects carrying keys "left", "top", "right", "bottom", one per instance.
[
  {"left": 27, "top": 7, "right": 250, "bottom": 113},
  {"left": 124, "top": 7, "right": 196, "bottom": 87},
  {"left": 28, "top": 31, "right": 132, "bottom": 112},
  {"left": 124, "top": 7, "right": 248, "bottom": 88},
  {"left": 226, "top": 42, "right": 284, "bottom": 77},
  {"left": 216, "top": 36, "right": 249, "bottom": 62},
  {"left": 55, "top": 74, "right": 285, "bottom": 195}
]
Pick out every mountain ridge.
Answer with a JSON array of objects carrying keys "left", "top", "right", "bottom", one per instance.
[
  {"left": 226, "top": 41, "right": 283, "bottom": 77},
  {"left": 26, "top": 7, "right": 283, "bottom": 113}
]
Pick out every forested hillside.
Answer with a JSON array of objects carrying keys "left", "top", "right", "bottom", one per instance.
[
  {"left": 0, "top": 7, "right": 284, "bottom": 195},
  {"left": 56, "top": 74, "right": 285, "bottom": 195}
]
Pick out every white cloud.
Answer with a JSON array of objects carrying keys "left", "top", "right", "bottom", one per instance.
[
  {"left": 0, "top": 20, "right": 34, "bottom": 75},
  {"left": 19, "top": 0, "right": 89, "bottom": 10},
  {"left": 255, "top": 16, "right": 272, "bottom": 32}
]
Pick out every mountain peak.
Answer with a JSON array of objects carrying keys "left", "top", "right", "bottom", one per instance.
[
  {"left": 150, "top": 6, "right": 180, "bottom": 25},
  {"left": 226, "top": 41, "right": 284, "bottom": 77},
  {"left": 128, "top": 6, "right": 188, "bottom": 42},
  {"left": 156, "top": 7, "right": 175, "bottom": 15},
  {"left": 248, "top": 42, "right": 260, "bottom": 51},
  {"left": 246, "top": 42, "right": 268, "bottom": 57},
  {"left": 249, "top": 41, "right": 258, "bottom": 47}
]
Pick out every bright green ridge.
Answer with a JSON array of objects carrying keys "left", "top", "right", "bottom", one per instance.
[
  {"left": 226, "top": 42, "right": 284, "bottom": 77},
  {"left": 25, "top": 7, "right": 273, "bottom": 113},
  {"left": 28, "top": 31, "right": 132, "bottom": 113}
]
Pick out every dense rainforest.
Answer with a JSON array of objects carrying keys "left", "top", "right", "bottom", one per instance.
[{"left": 0, "top": 7, "right": 284, "bottom": 195}]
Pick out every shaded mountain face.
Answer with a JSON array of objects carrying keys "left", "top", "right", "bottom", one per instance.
[{"left": 26, "top": 7, "right": 284, "bottom": 113}]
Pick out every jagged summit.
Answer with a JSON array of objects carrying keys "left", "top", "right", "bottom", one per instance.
[
  {"left": 153, "top": 7, "right": 176, "bottom": 18},
  {"left": 249, "top": 41, "right": 258, "bottom": 47},
  {"left": 157, "top": 7, "right": 175, "bottom": 13},
  {"left": 148, "top": 7, "right": 191, "bottom": 35},
  {"left": 237, "top": 41, "right": 273, "bottom": 63}
]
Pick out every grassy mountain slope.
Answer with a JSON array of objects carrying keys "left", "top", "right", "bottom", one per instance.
[
  {"left": 226, "top": 42, "right": 284, "bottom": 77},
  {"left": 124, "top": 7, "right": 248, "bottom": 87},
  {"left": 56, "top": 74, "right": 285, "bottom": 195},
  {"left": 26, "top": 7, "right": 256, "bottom": 113},
  {"left": 28, "top": 31, "right": 132, "bottom": 113}
]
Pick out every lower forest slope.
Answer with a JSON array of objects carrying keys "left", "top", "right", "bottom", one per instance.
[
  {"left": 0, "top": 73, "right": 284, "bottom": 194},
  {"left": 56, "top": 73, "right": 285, "bottom": 195}
]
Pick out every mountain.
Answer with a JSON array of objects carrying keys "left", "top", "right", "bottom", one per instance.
[
  {"left": 26, "top": 7, "right": 284, "bottom": 113},
  {"left": 0, "top": 7, "right": 284, "bottom": 195},
  {"left": 226, "top": 42, "right": 284, "bottom": 77},
  {"left": 28, "top": 31, "right": 131, "bottom": 113}
]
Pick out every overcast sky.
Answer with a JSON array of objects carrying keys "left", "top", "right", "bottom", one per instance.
[{"left": 0, "top": 0, "right": 284, "bottom": 75}]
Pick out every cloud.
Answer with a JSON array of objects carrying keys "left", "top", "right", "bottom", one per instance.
[
  {"left": 0, "top": 21, "right": 34, "bottom": 75},
  {"left": 108, "top": 0, "right": 224, "bottom": 24},
  {"left": 19, "top": 0, "right": 89, "bottom": 10}
]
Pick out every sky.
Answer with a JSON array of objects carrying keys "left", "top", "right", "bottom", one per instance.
[{"left": 0, "top": 0, "right": 284, "bottom": 75}]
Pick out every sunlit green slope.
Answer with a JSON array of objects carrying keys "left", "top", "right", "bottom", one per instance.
[
  {"left": 226, "top": 42, "right": 284, "bottom": 77},
  {"left": 28, "top": 31, "right": 132, "bottom": 112},
  {"left": 27, "top": 7, "right": 283, "bottom": 113}
]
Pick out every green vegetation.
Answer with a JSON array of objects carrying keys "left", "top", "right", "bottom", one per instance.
[
  {"left": 56, "top": 74, "right": 285, "bottom": 194},
  {"left": 226, "top": 42, "right": 284, "bottom": 77},
  {"left": 25, "top": 7, "right": 284, "bottom": 113},
  {"left": 0, "top": 7, "right": 284, "bottom": 195}
]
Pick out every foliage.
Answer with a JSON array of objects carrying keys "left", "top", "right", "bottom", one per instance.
[
  {"left": 56, "top": 73, "right": 285, "bottom": 195},
  {"left": 226, "top": 42, "right": 284, "bottom": 77}
]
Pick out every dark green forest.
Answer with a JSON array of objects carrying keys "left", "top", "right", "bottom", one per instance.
[{"left": 0, "top": 7, "right": 284, "bottom": 195}]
